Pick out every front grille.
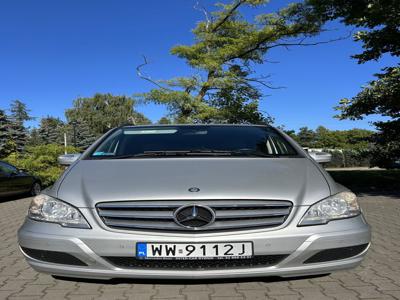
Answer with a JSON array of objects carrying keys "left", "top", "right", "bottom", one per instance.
[
  {"left": 21, "top": 247, "right": 88, "bottom": 266},
  {"left": 96, "top": 200, "right": 292, "bottom": 232},
  {"left": 104, "top": 255, "right": 289, "bottom": 270},
  {"left": 304, "top": 244, "right": 369, "bottom": 264}
]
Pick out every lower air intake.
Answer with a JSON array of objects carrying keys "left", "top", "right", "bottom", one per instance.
[
  {"left": 103, "top": 255, "right": 289, "bottom": 270},
  {"left": 304, "top": 244, "right": 369, "bottom": 264},
  {"left": 21, "top": 247, "right": 88, "bottom": 266}
]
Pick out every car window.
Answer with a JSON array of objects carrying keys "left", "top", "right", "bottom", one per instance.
[
  {"left": 0, "top": 162, "right": 18, "bottom": 176},
  {"left": 88, "top": 126, "right": 299, "bottom": 159}
]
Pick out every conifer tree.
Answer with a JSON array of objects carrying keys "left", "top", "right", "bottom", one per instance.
[
  {"left": 0, "top": 109, "right": 12, "bottom": 157},
  {"left": 38, "top": 116, "right": 65, "bottom": 145},
  {"left": 9, "top": 100, "right": 33, "bottom": 152}
]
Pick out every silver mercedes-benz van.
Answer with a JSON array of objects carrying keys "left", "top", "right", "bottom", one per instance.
[{"left": 18, "top": 124, "right": 370, "bottom": 279}]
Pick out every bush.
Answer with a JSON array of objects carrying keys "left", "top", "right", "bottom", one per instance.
[
  {"left": 323, "top": 149, "right": 371, "bottom": 168},
  {"left": 3, "top": 144, "right": 79, "bottom": 187}
]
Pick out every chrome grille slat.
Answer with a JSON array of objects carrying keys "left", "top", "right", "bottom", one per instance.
[
  {"left": 97, "top": 200, "right": 291, "bottom": 209},
  {"left": 102, "top": 216, "right": 286, "bottom": 231},
  {"left": 97, "top": 203, "right": 181, "bottom": 209},
  {"left": 97, "top": 200, "right": 292, "bottom": 232},
  {"left": 104, "top": 219, "right": 184, "bottom": 230},
  {"left": 208, "top": 217, "right": 286, "bottom": 230},
  {"left": 215, "top": 208, "right": 290, "bottom": 219},
  {"left": 98, "top": 210, "right": 173, "bottom": 219}
]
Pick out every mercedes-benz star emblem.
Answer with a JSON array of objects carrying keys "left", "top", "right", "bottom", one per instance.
[{"left": 173, "top": 205, "right": 215, "bottom": 229}]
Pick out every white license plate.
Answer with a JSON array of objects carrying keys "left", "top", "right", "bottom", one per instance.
[{"left": 136, "top": 242, "right": 253, "bottom": 260}]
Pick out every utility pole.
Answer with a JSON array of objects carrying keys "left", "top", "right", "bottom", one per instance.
[{"left": 64, "top": 133, "right": 67, "bottom": 154}]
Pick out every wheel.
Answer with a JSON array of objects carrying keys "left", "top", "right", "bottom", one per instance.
[{"left": 30, "top": 182, "right": 41, "bottom": 196}]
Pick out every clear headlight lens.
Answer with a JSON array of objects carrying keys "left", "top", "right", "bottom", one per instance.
[
  {"left": 28, "top": 194, "right": 90, "bottom": 229},
  {"left": 298, "top": 192, "right": 360, "bottom": 226}
]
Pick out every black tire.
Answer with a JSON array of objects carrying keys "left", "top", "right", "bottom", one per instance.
[{"left": 30, "top": 182, "right": 41, "bottom": 196}]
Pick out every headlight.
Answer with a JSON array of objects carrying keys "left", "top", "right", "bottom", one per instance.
[
  {"left": 298, "top": 192, "right": 360, "bottom": 226},
  {"left": 28, "top": 194, "right": 90, "bottom": 229}
]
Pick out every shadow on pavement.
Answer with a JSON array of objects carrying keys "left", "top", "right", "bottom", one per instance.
[
  {"left": 52, "top": 273, "right": 330, "bottom": 285},
  {"left": 356, "top": 190, "right": 400, "bottom": 199},
  {"left": 0, "top": 194, "right": 30, "bottom": 203}
]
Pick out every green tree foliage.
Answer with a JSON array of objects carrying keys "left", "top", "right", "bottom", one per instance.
[
  {"left": 340, "top": 128, "right": 373, "bottom": 151},
  {"left": 339, "top": 67, "right": 400, "bottom": 167},
  {"left": 68, "top": 120, "right": 97, "bottom": 150},
  {"left": 37, "top": 116, "right": 65, "bottom": 145},
  {"left": 10, "top": 100, "right": 33, "bottom": 123},
  {"left": 5, "top": 144, "right": 78, "bottom": 186},
  {"left": 291, "top": 126, "right": 373, "bottom": 150},
  {"left": 157, "top": 117, "right": 172, "bottom": 124},
  {"left": 66, "top": 93, "right": 150, "bottom": 137},
  {"left": 296, "top": 127, "right": 318, "bottom": 148},
  {"left": 296, "top": 0, "right": 399, "bottom": 63},
  {"left": 314, "top": 126, "right": 340, "bottom": 149},
  {"left": 209, "top": 66, "right": 273, "bottom": 124},
  {"left": 293, "top": 0, "right": 400, "bottom": 167},
  {"left": 290, "top": 126, "right": 374, "bottom": 167},
  {"left": 0, "top": 109, "right": 13, "bottom": 157},
  {"left": 8, "top": 100, "right": 33, "bottom": 152},
  {"left": 8, "top": 121, "right": 28, "bottom": 152},
  {"left": 28, "top": 128, "right": 41, "bottom": 146},
  {"left": 136, "top": 0, "right": 323, "bottom": 123},
  {"left": 131, "top": 111, "right": 152, "bottom": 125}
]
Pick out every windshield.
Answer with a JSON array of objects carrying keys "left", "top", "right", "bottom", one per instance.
[{"left": 88, "top": 125, "right": 299, "bottom": 159}]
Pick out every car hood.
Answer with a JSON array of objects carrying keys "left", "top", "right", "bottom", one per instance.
[{"left": 55, "top": 158, "right": 331, "bottom": 208}]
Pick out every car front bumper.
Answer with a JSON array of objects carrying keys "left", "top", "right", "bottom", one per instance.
[{"left": 18, "top": 207, "right": 371, "bottom": 280}]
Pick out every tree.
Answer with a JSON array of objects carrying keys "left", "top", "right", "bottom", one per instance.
[
  {"left": 136, "top": 0, "right": 327, "bottom": 123},
  {"left": 296, "top": 127, "right": 317, "bottom": 148},
  {"left": 209, "top": 66, "right": 273, "bottom": 124},
  {"left": 284, "top": 130, "right": 298, "bottom": 141},
  {"left": 66, "top": 93, "right": 150, "bottom": 137},
  {"left": 8, "top": 122, "right": 28, "bottom": 152},
  {"left": 0, "top": 109, "right": 13, "bottom": 157},
  {"left": 37, "top": 116, "right": 65, "bottom": 145},
  {"left": 10, "top": 100, "right": 33, "bottom": 124},
  {"left": 343, "top": 128, "right": 373, "bottom": 151},
  {"left": 291, "top": 126, "right": 373, "bottom": 150},
  {"left": 293, "top": 0, "right": 400, "bottom": 167},
  {"left": 8, "top": 100, "right": 32, "bottom": 152},
  {"left": 68, "top": 120, "right": 97, "bottom": 150},
  {"left": 157, "top": 117, "right": 172, "bottom": 124},
  {"left": 314, "top": 126, "right": 343, "bottom": 148},
  {"left": 28, "top": 128, "right": 41, "bottom": 147},
  {"left": 131, "top": 111, "right": 152, "bottom": 125}
]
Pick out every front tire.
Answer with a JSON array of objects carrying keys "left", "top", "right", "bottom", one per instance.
[{"left": 30, "top": 182, "right": 41, "bottom": 196}]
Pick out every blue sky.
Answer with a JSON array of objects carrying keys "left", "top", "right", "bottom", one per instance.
[{"left": 0, "top": 0, "right": 396, "bottom": 131}]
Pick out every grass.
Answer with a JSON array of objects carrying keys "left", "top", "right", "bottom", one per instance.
[{"left": 328, "top": 169, "right": 400, "bottom": 193}]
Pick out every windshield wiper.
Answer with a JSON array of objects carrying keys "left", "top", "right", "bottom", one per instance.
[
  {"left": 228, "top": 149, "right": 275, "bottom": 157},
  {"left": 136, "top": 150, "right": 233, "bottom": 157},
  {"left": 93, "top": 149, "right": 279, "bottom": 159},
  {"left": 106, "top": 150, "right": 233, "bottom": 159}
]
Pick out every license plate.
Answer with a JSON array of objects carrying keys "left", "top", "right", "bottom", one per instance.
[{"left": 136, "top": 242, "right": 253, "bottom": 260}]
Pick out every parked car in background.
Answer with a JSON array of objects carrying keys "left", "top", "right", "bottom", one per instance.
[
  {"left": 0, "top": 161, "right": 41, "bottom": 198},
  {"left": 18, "top": 125, "right": 370, "bottom": 280}
]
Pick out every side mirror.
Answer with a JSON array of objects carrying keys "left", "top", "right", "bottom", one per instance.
[
  {"left": 58, "top": 154, "right": 81, "bottom": 166},
  {"left": 309, "top": 152, "right": 332, "bottom": 163}
]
